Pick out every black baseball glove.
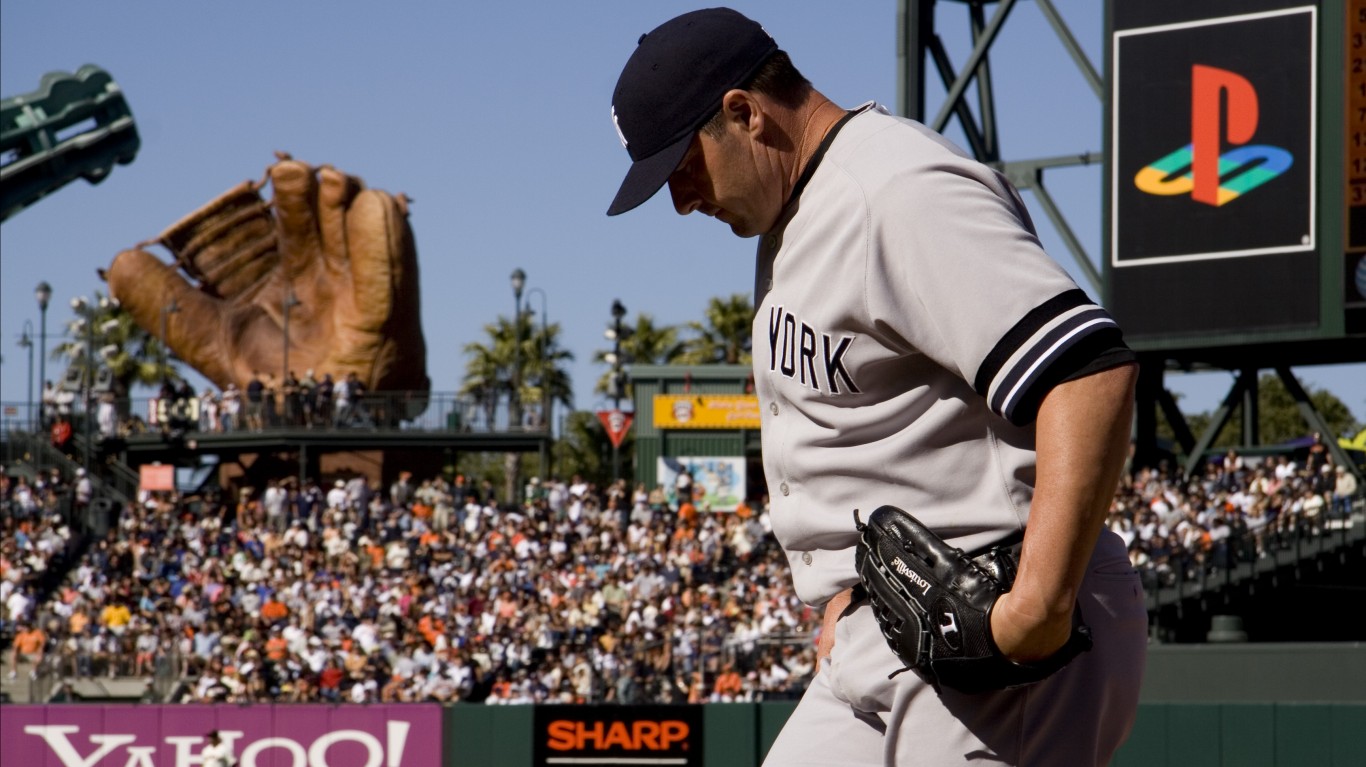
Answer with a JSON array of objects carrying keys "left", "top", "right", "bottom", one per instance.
[{"left": 853, "top": 505, "right": 1092, "bottom": 694}]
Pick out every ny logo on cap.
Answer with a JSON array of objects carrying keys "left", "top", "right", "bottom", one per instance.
[{"left": 611, "top": 106, "right": 628, "bottom": 150}]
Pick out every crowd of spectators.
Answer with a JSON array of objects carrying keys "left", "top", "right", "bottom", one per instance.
[
  {"left": 3, "top": 470, "right": 815, "bottom": 705},
  {"left": 38, "top": 370, "right": 383, "bottom": 456},
  {"left": 1111, "top": 441, "right": 1360, "bottom": 589},
  {"left": 2, "top": 440, "right": 1360, "bottom": 706},
  {"left": 183, "top": 369, "right": 378, "bottom": 433}
]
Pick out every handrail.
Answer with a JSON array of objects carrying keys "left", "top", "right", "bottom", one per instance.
[
  {"left": 1, "top": 390, "right": 554, "bottom": 437},
  {"left": 1139, "top": 503, "right": 1363, "bottom": 610}
]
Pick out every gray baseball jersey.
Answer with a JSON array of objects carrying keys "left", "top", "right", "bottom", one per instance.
[
  {"left": 752, "top": 102, "right": 1130, "bottom": 606},
  {"left": 752, "top": 102, "right": 1145, "bottom": 765}
]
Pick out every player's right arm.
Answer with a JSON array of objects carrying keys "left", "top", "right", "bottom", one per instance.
[{"left": 989, "top": 362, "right": 1137, "bottom": 661}]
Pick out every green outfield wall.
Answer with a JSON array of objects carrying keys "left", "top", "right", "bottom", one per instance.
[
  {"left": 439, "top": 701, "right": 1364, "bottom": 766},
  {"left": 435, "top": 644, "right": 1366, "bottom": 766},
  {"left": 4, "top": 647, "right": 1360, "bottom": 764}
]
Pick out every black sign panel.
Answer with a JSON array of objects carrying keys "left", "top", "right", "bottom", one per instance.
[
  {"left": 1113, "top": 9, "right": 1314, "bottom": 264},
  {"left": 1109, "top": 3, "right": 1320, "bottom": 343},
  {"left": 533, "top": 705, "right": 703, "bottom": 767}
]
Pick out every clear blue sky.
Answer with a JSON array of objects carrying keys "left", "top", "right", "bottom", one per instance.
[{"left": 2, "top": 1, "right": 1361, "bottom": 431}]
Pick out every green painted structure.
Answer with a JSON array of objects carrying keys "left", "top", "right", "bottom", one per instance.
[
  {"left": 629, "top": 364, "right": 758, "bottom": 494},
  {"left": 434, "top": 643, "right": 1366, "bottom": 765}
]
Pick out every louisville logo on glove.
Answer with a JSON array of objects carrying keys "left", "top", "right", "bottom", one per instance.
[{"left": 853, "top": 505, "right": 1092, "bottom": 694}]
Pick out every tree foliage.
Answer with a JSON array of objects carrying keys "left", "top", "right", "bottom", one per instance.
[
  {"left": 551, "top": 410, "right": 632, "bottom": 487},
  {"left": 1158, "top": 373, "right": 1362, "bottom": 454},
  {"left": 461, "top": 311, "right": 574, "bottom": 430},
  {"left": 460, "top": 309, "right": 574, "bottom": 502},
  {"left": 53, "top": 290, "right": 176, "bottom": 397},
  {"left": 593, "top": 311, "right": 684, "bottom": 399},
  {"left": 676, "top": 293, "right": 754, "bottom": 365}
]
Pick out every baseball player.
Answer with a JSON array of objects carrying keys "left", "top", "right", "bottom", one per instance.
[{"left": 606, "top": 8, "right": 1147, "bottom": 766}]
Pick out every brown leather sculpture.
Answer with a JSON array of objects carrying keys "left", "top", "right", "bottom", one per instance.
[{"left": 105, "top": 153, "right": 429, "bottom": 398}]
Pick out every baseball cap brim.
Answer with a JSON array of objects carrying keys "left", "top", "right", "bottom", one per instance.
[{"left": 606, "top": 131, "right": 692, "bottom": 216}]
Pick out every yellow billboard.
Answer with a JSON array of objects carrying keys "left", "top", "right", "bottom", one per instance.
[{"left": 653, "top": 394, "right": 761, "bottom": 429}]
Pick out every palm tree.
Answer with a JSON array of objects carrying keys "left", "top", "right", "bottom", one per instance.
[
  {"left": 526, "top": 319, "right": 576, "bottom": 429},
  {"left": 461, "top": 309, "right": 574, "bottom": 501},
  {"left": 592, "top": 312, "right": 684, "bottom": 399},
  {"left": 459, "top": 335, "right": 507, "bottom": 432},
  {"left": 677, "top": 293, "right": 754, "bottom": 365}
]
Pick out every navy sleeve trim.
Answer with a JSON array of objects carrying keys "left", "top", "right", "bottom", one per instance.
[
  {"left": 1004, "top": 331, "right": 1135, "bottom": 426},
  {"left": 973, "top": 289, "right": 1130, "bottom": 425}
]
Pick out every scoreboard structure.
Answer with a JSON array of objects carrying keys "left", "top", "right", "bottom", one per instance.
[
  {"left": 1106, "top": 0, "right": 1365, "bottom": 356},
  {"left": 1351, "top": 3, "right": 1366, "bottom": 287},
  {"left": 1104, "top": 0, "right": 1364, "bottom": 475},
  {"left": 896, "top": 0, "right": 1358, "bottom": 473}
]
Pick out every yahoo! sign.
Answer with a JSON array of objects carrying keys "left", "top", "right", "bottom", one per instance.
[{"left": 1, "top": 705, "right": 442, "bottom": 767}]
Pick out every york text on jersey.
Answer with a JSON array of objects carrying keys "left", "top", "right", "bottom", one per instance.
[{"left": 767, "top": 306, "right": 860, "bottom": 394}]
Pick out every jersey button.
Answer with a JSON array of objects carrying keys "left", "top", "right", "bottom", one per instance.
[
  {"left": 780, "top": 482, "right": 790, "bottom": 496},
  {"left": 801, "top": 552, "right": 812, "bottom": 566},
  {"left": 769, "top": 402, "right": 779, "bottom": 415}
]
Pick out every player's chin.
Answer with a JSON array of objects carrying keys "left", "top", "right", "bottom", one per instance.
[{"left": 723, "top": 216, "right": 763, "bottom": 239}]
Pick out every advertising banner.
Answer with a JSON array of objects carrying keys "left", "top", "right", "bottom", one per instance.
[
  {"left": 1108, "top": 1, "right": 1321, "bottom": 343},
  {"left": 657, "top": 456, "right": 746, "bottom": 512},
  {"left": 1, "top": 704, "right": 442, "bottom": 766},
  {"left": 652, "top": 394, "right": 761, "bottom": 430},
  {"left": 139, "top": 463, "right": 175, "bottom": 492},
  {"left": 596, "top": 409, "right": 634, "bottom": 448},
  {"left": 533, "top": 704, "right": 703, "bottom": 767}
]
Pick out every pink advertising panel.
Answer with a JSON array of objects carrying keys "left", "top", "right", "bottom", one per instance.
[{"left": 1, "top": 704, "right": 443, "bottom": 766}]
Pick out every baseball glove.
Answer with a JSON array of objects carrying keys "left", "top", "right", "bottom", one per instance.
[
  {"left": 853, "top": 505, "right": 1092, "bottom": 694},
  {"left": 104, "top": 153, "right": 429, "bottom": 402}
]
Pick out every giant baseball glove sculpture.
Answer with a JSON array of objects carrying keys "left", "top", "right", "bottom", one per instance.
[{"left": 105, "top": 154, "right": 429, "bottom": 400}]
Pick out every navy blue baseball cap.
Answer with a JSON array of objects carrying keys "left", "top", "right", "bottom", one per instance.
[{"left": 607, "top": 8, "right": 778, "bottom": 216}]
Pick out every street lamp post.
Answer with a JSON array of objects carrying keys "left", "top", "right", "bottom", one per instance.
[
  {"left": 35, "top": 281, "right": 51, "bottom": 419},
  {"left": 508, "top": 268, "right": 528, "bottom": 507},
  {"left": 282, "top": 290, "right": 301, "bottom": 388},
  {"left": 610, "top": 298, "right": 627, "bottom": 483},
  {"left": 19, "top": 321, "right": 34, "bottom": 432},
  {"left": 527, "top": 286, "right": 550, "bottom": 479},
  {"left": 159, "top": 298, "right": 180, "bottom": 384},
  {"left": 526, "top": 287, "right": 550, "bottom": 430},
  {"left": 510, "top": 268, "right": 526, "bottom": 431},
  {"left": 34, "top": 282, "right": 51, "bottom": 479},
  {"left": 75, "top": 297, "right": 95, "bottom": 471}
]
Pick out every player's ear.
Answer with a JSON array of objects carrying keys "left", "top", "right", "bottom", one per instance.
[{"left": 719, "top": 89, "right": 762, "bottom": 136}]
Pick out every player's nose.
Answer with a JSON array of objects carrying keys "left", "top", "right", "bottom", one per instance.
[{"left": 668, "top": 175, "right": 701, "bottom": 216}]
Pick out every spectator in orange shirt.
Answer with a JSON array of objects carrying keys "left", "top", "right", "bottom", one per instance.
[
  {"left": 7, "top": 622, "right": 47, "bottom": 677},
  {"left": 361, "top": 536, "right": 385, "bottom": 571},
  {"left": 417, "top": 612, "right": 445, "bottom": 647},
  {"left": 673, "top": 523, "right": 697, "bottom": 544},
  {"left": 713, "top": 660, "right": 743, "bottom": 700},
  {"left": 264, "top": 626, "right": 289, "bottom": 661},
  {"left": 68, "top": 606, "right": 91, "bottom": 637},
  {"left": 260, "top": 595, "right": 289, "bottom": 625}
]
